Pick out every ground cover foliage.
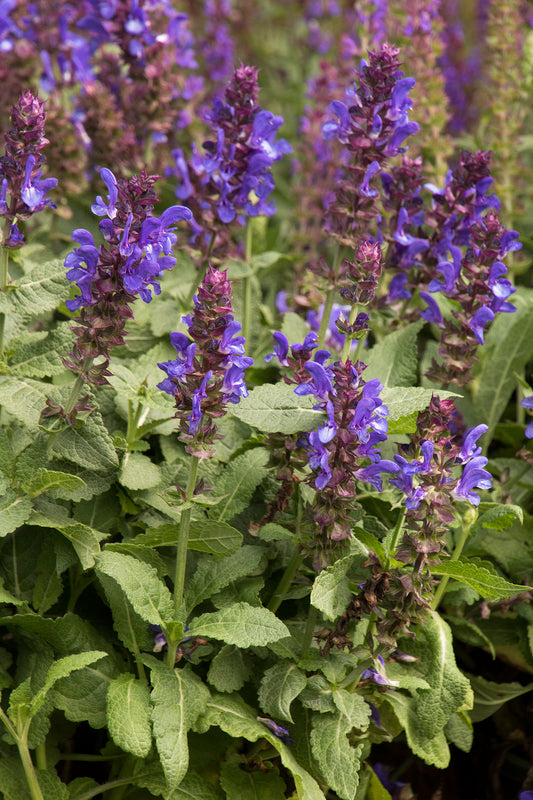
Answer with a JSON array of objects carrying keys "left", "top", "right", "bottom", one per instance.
[{"left": 2, "top": 2, "right": 533, "bottom": 799}]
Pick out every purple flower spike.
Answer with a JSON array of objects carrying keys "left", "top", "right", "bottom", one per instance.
[
  {"left": 452, "top": 456, "right": 492, "bottom": 506},
  {"left": 91, "top": 167, "right": 118, "bottom": 219},
  {"left": 420, "top": 291, "right": 443, "bottom": 326},
  {"left": 468, "top": 306, "right": 495, "bottom": 345},
  {"left": 460, "top": 424, "right": 488, "bottom": 461}
]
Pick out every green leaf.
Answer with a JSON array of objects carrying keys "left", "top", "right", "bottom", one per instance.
[
  {"left": 0, "top": 376, "right": 51, "bottom": 429},
  {"left": 258, "top": 661, "right": 307, "bottom": 723},
  {"left": 207, "top": 645, "right": 251, "bottom": 693},
  {"left": 0, "top": 757, "right": 31, "bottom": 800},
  {"left": 11, "top": 258, "right": 69, "bottom": 317},
  {"left": 311, "top": 711, "right": 365, "bottom": 800},
  {"left": 209, "top": 448, "right": 270, "bottom": 522},
  {"left": 432, "top": 559, "right": 531, "bottom": 599},
  {"left": 381, "top": 386, "right": 458, "bottom": 424},
  {"left": 384, "top": 691, "right": 450, "bottom": 769},
  {"left": 331, "top": 688, "right": 371, "bottom": 731},
  {"left": 468, "top": 675, "right": 533, "bottom": 723},
  {"left": 7, "top": 677, "right": 32, "bottom": 729},
  {"left": 197, "top": 693, "right": 326, "bottom": 800},
  {"left": 229, "top": 382, "right": 324, "bottom": 434},
  {"left": 147, "top": 659, "right": 209, "bottom": 792},
  {"left": 31, "top": 651, "right": 107, "bottom": 716},
  {"left": 119, "top": 451, "right": 162, "bottom": 490},
  {"left": 365, "top": 767, "right": 392, "bottom": 800},
  {"left": 33, "top": 544, "right": 63, "bottom": 615},
  {"left": 472, "top": 503, "right": 524, "bottom": 532},
  {"left": 0, "top": 491, "right": 32, "bottom": 537},
  {"left": 21, "top": 468, "right": 86, "bottom": 498},
  {"left": 32, "top": 519, "right": 104, "bottom": 570},
  {"left": 473, "top": 288, "right": 533, "bottom": 447},
  {"left": 9, "top": 324, "right": 74, "bottom": 378},
  {"left": 185, "top": 545, "right": 265, "bottom": 612},
  {"left": 99, "top": 574, "right": 153, "bottom": 655},
  {"left": 188, "top": 602, "right": 289, "bottom": 647},
  {"left": 281, "top": 312, "right": 312, "bottom": 344},
  {"left": 133, "top": 520, "right": 243, "bottom": 556},
  {"left": 310, "top": 555, "right": 358, "bottom": 621},
  {"left": 107, "top": 673, "right": 152, "bottom": 757},
  {"left": 364, "top": 321, "right": 424, "bottom": 387},
  {"left": 445, "top": 711, "right": 473, "bottom": 753},
  {"left": 221, "top": 753, "right": 287, "bottom": 800},
  {"left": 96, "top": 550, "right": 174, "bottom": 628},
  {"left": 50, "top": 411, "right": 119, "bottom": 472}
]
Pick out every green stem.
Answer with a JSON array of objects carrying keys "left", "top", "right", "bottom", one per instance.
[
  {"left": 74, "top": 775, "right": 138, "bottom": 800},
  {"left": 340, "top": 304, "right": 360, "bottom": 361},
  {"left": 167, "top": 454, "right": 199, "bottom": 666},
  {"left": 432, "top": 509, "right": 477, "bottom": 610},
  {"left": 317, "top": 288, "right": 336, "bottom": 350},
  {"left": 242, "top": 221, "right": 253, "bottom": 347},
  {"left": 186, "top": 230, "right": 217, "bottom": 306},
  {"left": 267, "top": 490, "right": 303, "bottom": 613},
  {"left": 35, "top": 742, "right": 47, "bottom": 771},
  {"left": 17, "top": 735, "right": 45, "bottom": 800},
  {"left": 0, "top": 243, "right": 10, "bottom": 357},
  {"left": 300, "top": 604, "right": 318, "bottom": 656},
  {"left": 385, "top": 512, "right": 406, "bottom": 568}
]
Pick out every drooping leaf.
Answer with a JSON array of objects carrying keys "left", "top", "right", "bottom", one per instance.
[
  {"left": 207, "top": 645, "right": 252, "bottom": 693},
  {"left": 432, "top": 559, "right": 531, "bottom": 599},
  {"left": 185, "top": 545, "right": 265, "bottom": 612},
  {"left": 134, "top": 520, "right": 243, "bottom": 556},
  {"left": 384, "top": 691, "right": 450, "bottom": 769},
  {"left": 99, "top": 574, "right": 153, "bottom": 655},
  {"left": 21, "top": 468, "right": 86, "bottom": 498},
  {"left": 364, "top": 320, "right": 424, "bottom": 388},
  {"left": 209, "top": 448, "right": 270, "bottom": 522},
  {"left": 31, "top": 651, "right": 107, "bottom": 716},
  {"left": 229, "top": 382, "right": 325, "bottom": 434},
  {"left": 311, "top": 711, "right": 365, "bottom": 800},
  {"left": 258, "top": 661, "right": 307, "bottom": 723},
  {"left": 107, "top": 673, "right": 152, "bottom": 758},
  {"left": 187, "top": 602, "right": 289, "bottom": 647},
  {"left": 310, "top": 555, "right": 358, "bottom": 621},
  {"left": 96, "top": 550, "right": 174, "bottom": 628},
  {"left": 468, "top": 675, "right": 533, "bottom": 723},
  {"left": 50, "top": 411, "right": 119, "bottom": 472}
]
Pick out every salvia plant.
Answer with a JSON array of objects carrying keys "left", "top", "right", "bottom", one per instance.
[{"left": 2, "top": 3, "right": 533, "bottom": 800}]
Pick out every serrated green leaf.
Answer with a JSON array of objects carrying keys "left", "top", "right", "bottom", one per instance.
[
  {"left": 311, "top": 711, "right": 364, "bottom": 800},
  {"left": 7, "top": 677, "right": 32, "bottom": 729},
  {"left": 11, "top": 258, "right": 68, "bottom": 317},
  {"left": 9, "top": 324, "right": 74, "bottom": 378},
  {"left": 280, "top": 312, "right": 312, "bottom": 344},
  {"left": 432, "top": 559, "right": 531, "bottom": 599},
  {"left": 258, "top": 661, "right": 306, "bottom": 723},
  {"left": 381, "top": 386, "right": 458, "bottom": 423},
  {"left": 147, "top": 660, "right": 209, "bottom": 792},
  {"left": 188, "top": 602, "right": 289, "bottom": 647},
  {"left": 53, "top": 522, "right": 104, "bottom": 570},
  {"left": 310, "top": 555, "right": 357, "bottom": 621},
  {"left": 99, "top": 573, "right": 153, "bottom": 655},
  {"left": 0, "top": 491, "right": 32, "bottom": 537},
  {"left": 0, "top": 376, "right": 51, "bottom": 428},
  {"left": 229, "top": 382, "right": 325, "bottom": 434},
  {"left": 299, "top": 674, "right": 336, "bottom": 714},
  {"left": 50, "top": 411, "right": 119, "bottom": 471},
  {"left": 445, "top": 711, "right": 473, "bottom": 753},
  {"left": 22, "top": 468, "right": 86, "bottom": 497},
  {"left": 133, "top": 520, "right": 243, "bottom": 556},
  {"left": 331, "top": 688, "right": 371, "bottom": 731},
  {"left": 31, "top": 651, "right": 107, "bottom": 716},
  {"left": 384, "top": 691, "right": 450, "bottom": 769},
  {"left": 96, "top": 550, "right": 174, "bottom": 627},
  {"left": 119, "top": 451, "right": 162, "bottom": 490},
  {"left": 221, "top": 753, "right": 287, "bottom": 800},
  {"left": 473, "top": 503, "right": 524, "bottom": 531},
  {"left": 107, "top": 673, "right": 152, "bottom": 757},
  {"left": 364, "top": 320, "right": 424, "bottom": 387},
  {"left": 185, "top": 545, "right": 265, "bottom": 612},
  {"left": 207, "top": 645, "right": 251, "bottom": 693},
  {"left": 197, "top": 692, "right": 326, "bottom": 800},
  {"left": 0, "top": 757, "right": 32, "bottom": 800},
  {"left": 33, "top": 544, "right": 63, "bottom": 615},
  {"left": 209, "top": 448, "right": 270, "bottom": 522}
]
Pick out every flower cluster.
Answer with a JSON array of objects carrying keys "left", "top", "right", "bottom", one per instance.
[
  {"left": 0, "top": 91, "right": 57, "bottom": 246},
  {"left": 166, "top": 64, "right": 291, "bottom": 259},
  {"left": 62, "top": 168, "right": 191, "bottom": 388},
  {"left": 158, "top": 266, "right": 253, "bottom": 458}
]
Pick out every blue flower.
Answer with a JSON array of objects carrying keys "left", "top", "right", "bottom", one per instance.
[
  {"left": 452, "top": 456, "right": 492, "bottom": 506},
  {"left": 257, "top": 717, "right": 293, "bottom": 744}
]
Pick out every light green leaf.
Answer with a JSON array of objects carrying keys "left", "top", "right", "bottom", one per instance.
[
  {"left": 331, "top": 688, "right": 371, "bottom": 731},
  {"left": 207, "top": 645, "right": 251, "bottom": 693},
  {"left": 185, "top": 545, "right": 265, "bottom": 612},
  {"left": 432, "top": 559, "right": 531, "bottom": 599},
  {"left": 53, "top": 522, "right": 104, "bottom": 570},
  {"left": 9, "top": 324, "right": 74, "bottom": 378},
  {"left": 133, "top": 520, "right": 243, "bottom": 556},
  {"left": 147, "top": 660, "right": 209, "bottom": 792},
  {"left": 0, "top": 491, "right": 32, "bottom": 537},
  {"left": 7, "top": 677, "right": 32, "bottom": 729},
  {"left": 258, "top": 661, "right": 306, "bottom": 723},
  {"left": 364, "top": 321, "right": 424, "bottom": 387},
  {"left": 365, "top": 766, "right": 392, "bottom": 800},
  {"left": 209, "top": 448, "right": 270, "bottom": 522},
  {"left": 197, "top": 693, "right": 326, "bottom": 800},
  {"left": 221, "top": 753, "right": 287, "bottom": 800},
  {"left": 107, "top": 673, "right": 152, "bottom": 757},
  {"left": 445, "top": 711, "right": 473, "bottom": 753},
  {"left": 384, "top": 691, "right": 450, "bottom": 769},
  {"left": 50, "top": 411, "right": 119, "bottom": 472},
  {"left": 21, "top": 469, "right": 86, "bottom": 498},
  {"left": 310, "top": 555, "right": 358, "bottom": 621},
  {"left": 311, "top": 712, "right": 364, "bottom": 800},
  {"left": 280, "top": 312, "right": 312, "bottom": 344},
  {"left": 188, "top": 602, "right": 289, "bottom": 647},
  {"left": 0, "top": 756, "right": 32, "bottom": 800},
  {"left": 99, "top": 574, "right": 152, "bottom": 655},
  {"left": 33, "top": 544, "right": 63, "bottom": 615},
  {"left": 472, "top": 503, "right": 524, "bottom": 532},
  {"left": 96, "top": 550, "right": 174, "bottom": 627},
  {"left": 119, "top": 452, "right": 162, "bottom": 490},
  {"left": 229, "top": 382, "right": 324, "bottom": 434},
  {"left": 381, "top": 386, "right": 458, "bottom": 423},
  {"left": 11, "top": 258, "right": 69, "bottom": 317},
  {"left": 31, "top": 651, "right": 107, "bottom": 716},
  {"left": 468, "top": 675, "right": 533, "bottom": 723},
  {"left": 0, "top": 376, "right": 51, "bottom": 429}
]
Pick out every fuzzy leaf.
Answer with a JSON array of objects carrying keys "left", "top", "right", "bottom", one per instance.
[
  {"left": 229, "top": 382, "right": 324, "bottom": 433},
  {"left": 99, "top": 574, "right": 153, "bottom": 655},
  {"left": 119, "top": 452, "right": 162, "bottom": 490},
  {"left": 187, "top": 602, "right": 289, "bottom": 647},
  {"left": 134, "top": 520, "right": 243, "bottom": 556},
  {"left": 96, "top": 550, "right": 174, "bottom": 627},
  {"left": 472, "top": 503, "right": 524, "bottom": 532},
  {"left": 147, "top": 659, "right": 209, "bottom": 792},
  {"left": 9, "top": 325, "right": 74, "bottom": 378},
  {"left": 432, "top": 560, "right": 531, "bottom": 599},
  {"left": 50, "top": 411, "right": 119, "bottom": 472},
  {"left": 258, "top": 661, "right": 307, "bottom": 723},
  {"left": 384, "top": 692, "right": 450, "bottom": 769},
  {"left": 310, "top": 555, "right": 358, "bottom": 621},
  {"left": 197, "top": 693, "right": 326, "bottom": 800},
  {"left": 0, "top": 376, "right": 51, "bottom": 429},
  {"left": 221, "top": 753, "right": 287, "bottom": 800},
  {"left": 364, "top": 320, "right": 424, "bottom": 387},
  {"left": 311, "top": 711, "right": 365, "bottom": 800},
  {"left": 0, "top": 491, "right": 32, "bottom": 537},
  {"left": 207, "top": 645, "right": 252, "bottom": 693},
  {"left": 11, "top": 258, "right": 69, "bottom": 317},
  {"left": 185, "top": 545, "right": 265, "bottom": 612},
  {"left": 209, "top": 448, "right": 270, "bottom": 522},
  {"left": 21, "top": 468, "right": 86, "bottom": 497},
  {"left": 107, "top": 673, "right": 152, "bottom": 757},
  {"left": 31, "top": 651, "right": 107, "bottom": 716},
  {"left": 468, "top": 675, "right": 533, "bottom": 722},
  {"left": 381, "top": 386, "right": 458, "bottom": 423}
]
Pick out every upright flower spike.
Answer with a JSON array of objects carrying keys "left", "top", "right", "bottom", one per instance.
[
  {"left": 158, "top": 266, "right": 253, "bottom": 458},
  {"left": 0, "top": 91, "right": 57, "bottom": 246},
  {"left": 60, "top": 169, "right": 192, "bottom": 393}
]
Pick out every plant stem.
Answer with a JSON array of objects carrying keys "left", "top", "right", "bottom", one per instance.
[
  {"left": 242, "top": 221, "right": 253, "bottom": 346},
  {"left": 317, "top": 288, "right": 335, "bottom": 350},
  {"left": 17, "top": 734, "right": 45, "bottom": 800},
  {"left": 0, "top": 243, "right": 10, "bottom": 357},
  {"left": 340, "top": 304, "right": 360, "bottom": 361},
  {"left": 300, "top": 604, "right": 318, "bottom": 656},
  {"left": 432, "top": 509, "right": 477, "bottom": 610},
  {"left": 186, "top": 230, "right": 217, "bottom": 306},
  {"left": 385, "top": 512, "right": 406, "bottom": 568},
  {"left": 267, "top": 490, "right": 303, "bottom": 613},
  {"left": 35, "top": 742, "right": 47, "bottom": 771}
]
